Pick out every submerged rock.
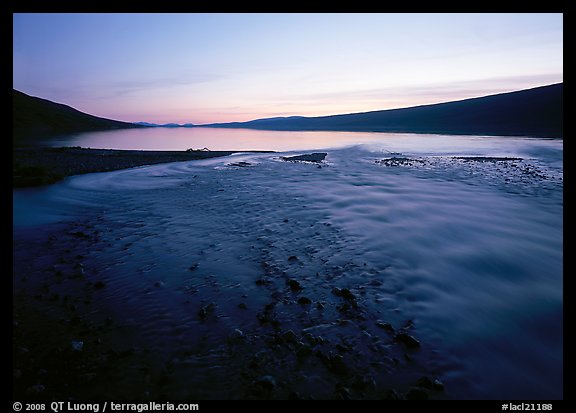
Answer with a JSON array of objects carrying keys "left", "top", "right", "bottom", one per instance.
[
  {"left": 332, "top": 287, "right": 356, "bottom": 301},
  {"left": 320, "top": 352, "right": 349, "bottom": 376},
  {"left": 93, "top": 281, "right": 106, "bottom": 289},
  {"left": 281, "top": 153, "right": 327, "bottom": 163},
  {"left": 394, "top": 333, "right": 421, "bottom": 349},
  {"left": 296, "top": 343, "right": 313, "bottom": 359},
  {"left": 281, "top": 330, "right": 299, "bottom": 344},
  {"left": 376, "top": 321, "right": 395, "bottom": 333},
  {"left": 297, "top": 296, "right": 312, "bottom": 305},
  {"left": 287, "top": 279, "right": 303, "bottom": 291},
  {"left": 227, "top": 329, "right": 246, "bottom": 343},
  {"left": 416, "top": 376, "right": 444, "bottom": 391},
  {"left": 229, "top": 161, "right": 252, "bottom": 167},
  {"left": 339, "top": 288, "right": 356, "bottom": 301},
  {"left": 376, "top": 157, "right": 425, "bottom": 167},
  {"left": 198, "top": 303, "right": 216, "bottom": 320}
]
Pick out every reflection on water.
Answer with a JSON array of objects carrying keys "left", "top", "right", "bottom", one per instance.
[{"left": 32, "top": 126, "right": 563, "bottom": 154}]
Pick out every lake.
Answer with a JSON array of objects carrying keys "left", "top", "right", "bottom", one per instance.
[
  {"left": 13, "top": 128, "right": 563, "bottom": 399},
  {"left": 28, "top": 126, "right": 561, "bottom": 154}
]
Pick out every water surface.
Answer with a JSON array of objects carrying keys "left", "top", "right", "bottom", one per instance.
[{"left": 13, "top": 130, "right": 563, "bottom": 399}]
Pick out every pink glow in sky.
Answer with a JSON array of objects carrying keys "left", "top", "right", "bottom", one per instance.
[{"left": 13, "top": 13, "right": 563, "bottom": 124}]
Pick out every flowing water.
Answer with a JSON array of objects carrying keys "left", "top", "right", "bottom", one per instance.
[{"left": 13, "top": 130, "right": 563, "bottom": 399}]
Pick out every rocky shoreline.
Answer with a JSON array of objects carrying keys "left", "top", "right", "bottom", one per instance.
[
  {"left": 13, "top": 150, "right": 446, "bottom": 400},
  {"left": 13, "top": 218, "right": 444, "bottom": 400},
  {"left": 13, "top": 147, "right": 273, "bottom": 187}
]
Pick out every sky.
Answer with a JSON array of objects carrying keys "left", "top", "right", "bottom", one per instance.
[{"left": 13, "top": 13, "right": 563, "bottom": 125}]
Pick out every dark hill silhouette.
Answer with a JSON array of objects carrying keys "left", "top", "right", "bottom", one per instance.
[
  {"left": 204, "top": 83, "right": 563, "bottom": 138},
  {"left": 13, "top": 89, "right": 144, "bottom": 144}
]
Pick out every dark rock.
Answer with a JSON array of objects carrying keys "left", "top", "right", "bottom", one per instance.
[
  {"left": 301, "top": 332, "right": 316, "bottom": 345},
  {"left": 282, "top": 330, "right": 299, "bottom": 344},
  {"left": 315, "top": 336, "right": 326, "bottom": 345},
  {"left": 376, "top": 321, "right": 395, "bottom": 333},
  {"left": 282, "top": 153, "right": 327, "bottom": 163},
  {"left": 339, "top": 288, "right": 356, "bottom": 301},
  {"left": 93, "top": 281, "right": 106, "bottom": 289},
  {"left": 405, "top": 387, "right": 429, "bottom": 400},
  {"left": 433, "top": 378, "right": 445, "bottom": 391},
  {"left": 362, "top": 330, "right": 373, "bottom": 339},
  {"left": 257, "top": 311, "right": 279, "bottom": 327},
  {"left": 287, "top": 279, "right": 303, "bottom": 291},
  {"left": 288, "top": 255, "right": 299, "bottom": 262},
  {"left": 296, "top": 343, "right": 313, "bottom": 359},
  {"left": 153, "top": 281, "right": 165, "bottom": 288},
  {"left": 188, "top": 264, "right": 199, "bottom": 271},
  {"left": 198, "top": 303, "right": 216, "bottom": 320},
  {"left": 332, "top": 287, "right": 356, "bottom": 301},
  {"left": 394, "top": 332, "right": 421, "bottom": 349},
  {"left": 325, "top": 353, "right": 349, "bottom": 376},
  {"left": 417, "top": 376, "right": 444, "bottom": 391},
  {"left": 264, "top": 303, "right": 275, "bottom": 312},
  {"left": 297, "top": 296, "right": 312, "bottom": 305},
  {"left": 416, "top": 376, "right": 434, "bottom": 389},
  {"left": 227, "top": 329, "right": 245, "bottom": 343},
  {"left": 335, "top": 343, "right": 351, "bottom": 353}
]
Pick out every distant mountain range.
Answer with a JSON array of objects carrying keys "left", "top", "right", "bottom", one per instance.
[
  {"left": 13, "top": 83, "right": 563, "bottom": 145},
  {"left": 134, "top": 122, "right": 195, "bottom": 128},
  {"left": 203, "top": 83, "right": 562, "bottom": 138},
  {"left": 13, "top": 89, "right": 144, "bottom": 144}
]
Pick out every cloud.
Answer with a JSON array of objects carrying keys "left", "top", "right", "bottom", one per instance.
[
  {"left": 257, "top": 73, "right": 564, "bottom": 115},
  {"left": 99, "top": 73, "right": 219, "bottom": 99}
]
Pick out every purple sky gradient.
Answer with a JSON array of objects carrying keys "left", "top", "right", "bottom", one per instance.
[{"left": 13, "top": 13, "right": 563, "bottom": 124}]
